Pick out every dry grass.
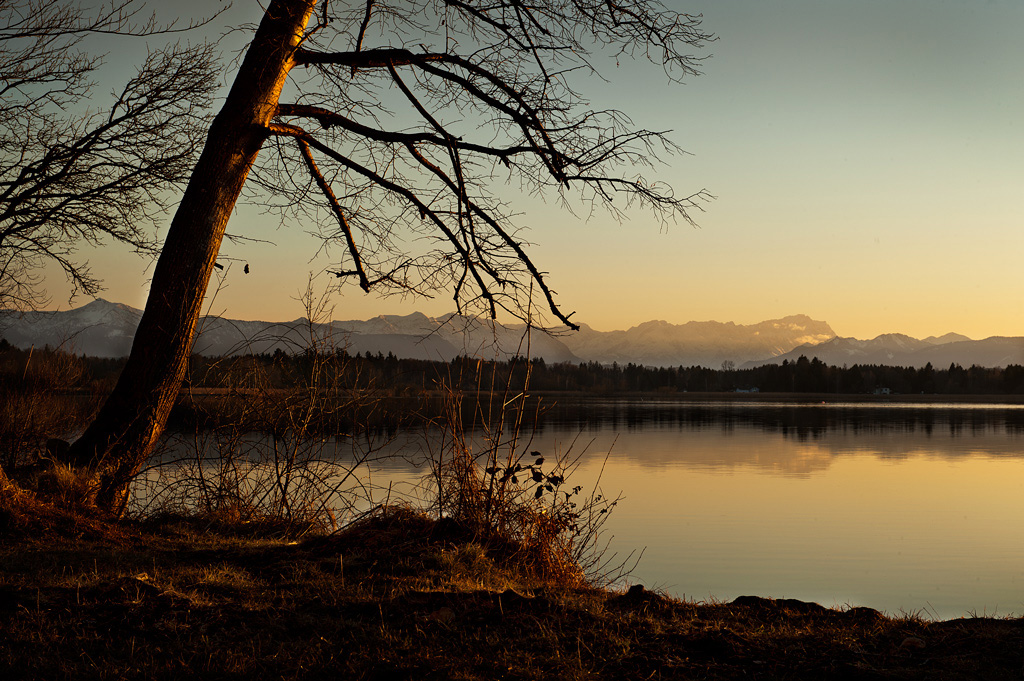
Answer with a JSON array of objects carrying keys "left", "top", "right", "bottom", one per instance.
[
  {"left": 0, "top": 345, "right": 100, "bottom": 470},
  {"left": 1, "top": 500, "right": 1022, "bottom": 680},
  {"left": 33, "top": 461, "right": 99, "bottom": 508},
  {"left": 0, "top": 479, "right": 122, "bottom": 543}
]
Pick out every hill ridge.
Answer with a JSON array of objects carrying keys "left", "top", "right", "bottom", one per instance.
[{"left": 5, "top": 300, "right": 1020, "bottom": 367}]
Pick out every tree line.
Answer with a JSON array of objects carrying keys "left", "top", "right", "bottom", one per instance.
[
  {"left": 193, "top": 351, "right": 1024, "bottom": 395},
  {"left": 7, "top": 340, "right": 1024, "bottom": 396}
]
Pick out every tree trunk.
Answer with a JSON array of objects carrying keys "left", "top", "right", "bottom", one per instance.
[{"left": 69, "top": 0, "right": 318, "bottom": 514}]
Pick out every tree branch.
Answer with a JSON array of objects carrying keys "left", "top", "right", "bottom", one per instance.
[
  {"left": 266, "top": 121, "right": 500, "bottom": 320},
  {"left": 295, "top": 46, "right": 446, "bottom": 68},
  {"left": 293, "top": 135, "right": 372, "bottom": 292},
  {"left": 275, "top": 102, "right": 527, "bottom": 162}
]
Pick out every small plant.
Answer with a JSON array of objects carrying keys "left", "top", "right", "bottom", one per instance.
[{"left": 426, "top": 341, "right": 623, "bottom": 586}]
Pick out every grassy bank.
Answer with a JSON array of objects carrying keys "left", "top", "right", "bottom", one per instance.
[{"left": 2, "top": 500, "right": 1021, "bottom": 680}]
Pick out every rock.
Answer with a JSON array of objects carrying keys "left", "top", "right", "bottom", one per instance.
[
  {"left": 731, "top": 595, "right": 770, "bottom": 608},
  {"left": 607, "top": 583, "right": 666, "bottom": 610},
  {"left": 428, "top": 607, "right": 455, "bottom": 624},
  {"left": 844, "top": 606, "right": 884, "bottom": 622},
  {"left": 730, "top": 596, "right": 830, "bottom": 617},
  {"left": 899, "top": 636, "right": 926, "bottom": 651}
]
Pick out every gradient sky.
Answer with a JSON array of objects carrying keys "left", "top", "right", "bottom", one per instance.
[{"left": 38, "top": 0, "right": 1024, "bottom": 340}]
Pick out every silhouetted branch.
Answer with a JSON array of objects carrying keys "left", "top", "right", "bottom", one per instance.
[
  {"left": 267, "top": 121, "right": 499, "bottom": 320},
  {"left": 254, "top": 0, "right": 712, "bottom": 329},
  {"left": 294, "top": 135, "right": 371, "bottom": 292},
  {"left": 0, "top": 3, "right": 218, "bottom": 309}
]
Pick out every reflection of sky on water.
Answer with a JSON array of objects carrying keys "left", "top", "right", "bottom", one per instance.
[
  {"left": 515, "top": 401, "right": 1024, "bottom": 477},
  {"left": 494, "top": 403, "right": 1024, "bottom": 620},
  {"left": 154, "top": 401, "right": 1024, "bottom": 619},
  {"left": 585, "top": 452, "right": 1024, "bottom": 621},
  {"left": 436, "top": 402, "right": 1024, "bottom": 619}
]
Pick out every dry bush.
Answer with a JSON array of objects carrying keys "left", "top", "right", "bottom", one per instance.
[
  {"left": 136, "top": 424, "right": 390, "bottom": 537},
  {"left": 424, "top": 354, "right": 623, "bottom": 587}
]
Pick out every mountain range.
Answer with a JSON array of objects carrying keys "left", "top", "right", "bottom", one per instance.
[
  {"left": 2, "top": 299, "right": 1023, "bottom": 369},
  {"left": 742, "top": 333, "right": 1024, "bottom": 370},
  {"left": 564, "top": 315, "right": 835, "bottom": 368},
  {"left": 0, "top": 299, "right": 579, "bottom": 364}
]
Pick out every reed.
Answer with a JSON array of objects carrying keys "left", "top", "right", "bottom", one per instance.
[{"left": 423, "top": 346, "right": 625, "bottom": 586}]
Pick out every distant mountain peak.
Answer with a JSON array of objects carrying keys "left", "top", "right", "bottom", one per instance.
[
  {"left": 789, "top": 314, "right": 823, "bottom": 324},
  {"left": 924, "top": 332, "right": 973, "bottom": 345},
  {"left": 377, "top": 311, "right": 430, "bottom": 322},
  {"left": 744, "top": 332, "right": 1024, "bottom": 370},
  {"left": 561, "top": 313, "right": 837, "bottom": 367}
]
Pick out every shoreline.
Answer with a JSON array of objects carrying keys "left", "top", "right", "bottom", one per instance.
[
  {"left": 518, "top": 390, "right": 1024, "bottom": 405},
  {"left": 170, "top": 387, "right": 1024, "bottom": 405},
  {"left": 2, "top": 508, "right": 1021, "bottom": 679}
]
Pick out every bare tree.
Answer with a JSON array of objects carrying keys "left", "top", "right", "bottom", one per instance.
[
  {"left": 69, "top": 0, "right": 713, "bottom": 513},
  {"left": 0, "top": 0, "right": 218, "bottom": 310}
]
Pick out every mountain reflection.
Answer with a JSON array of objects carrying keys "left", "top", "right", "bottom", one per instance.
[{"left": 510, "top": 400, "right": 1024, "bottom": 477}]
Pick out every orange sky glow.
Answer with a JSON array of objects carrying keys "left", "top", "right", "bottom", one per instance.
[{"left": 35, "top": 0, "right": 1024, "bottom": 342}]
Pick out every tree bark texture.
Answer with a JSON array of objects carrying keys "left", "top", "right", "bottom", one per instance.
[{"left": 69, "top": 0, "right": 318, "bottom": 513}]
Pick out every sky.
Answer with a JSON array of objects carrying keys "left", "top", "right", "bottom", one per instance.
[{"left": 36, "top": 0, "right": 1024, "bottom": 340}]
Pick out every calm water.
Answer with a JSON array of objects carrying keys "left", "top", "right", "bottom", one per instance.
[
  {"left": 377, "top": 399, "right": 1024, "bottom": 620},
  {"left": 153, "top": 399, "right": 1024, "bottom": 620}
]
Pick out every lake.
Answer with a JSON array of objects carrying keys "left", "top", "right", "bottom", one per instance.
[
  {"left": 150, "top": 397, "right": 1024, "bottom": 620},
  {"left": 373, "top": 398, "right": 1024, "bottom": 620}
]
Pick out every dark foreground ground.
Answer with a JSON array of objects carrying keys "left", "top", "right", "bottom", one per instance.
[{"left": 1, "top": 503, "right": 1022, "bottom": 680}]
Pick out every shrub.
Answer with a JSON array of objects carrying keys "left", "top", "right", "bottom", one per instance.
[{"left": 425, "top": 357, "right": 622, "bottom": 586}]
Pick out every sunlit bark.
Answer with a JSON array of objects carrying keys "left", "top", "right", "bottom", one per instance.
[{"left": 69, "top": 0, "right": 319, "bottom": 513}]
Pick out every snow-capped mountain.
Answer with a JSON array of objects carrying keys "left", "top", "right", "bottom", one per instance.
[
  {"left": 559, "top": 314, "right": 836, "bottom": 368},
  {"left": 5, "top": 300, "right": 1019, "bottom": 368},
  {"left": 193, "top": 309, "right": 581, "bottom": 362},
  {"left": 0, "top": 299, "right": 143, "bottom": 357},
  {"left": 743, "top": 334, "right": 1024, "bottom": 369},
  {"left": 0, "top": 299, "right": 580, "bottom": 363}
]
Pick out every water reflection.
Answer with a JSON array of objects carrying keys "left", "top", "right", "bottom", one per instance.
[
  {"left": 438, "top": 400, "right": 1024, "bottom": 618},
  {"left": 530, "top": 399, "right": 1024, "bottom": 439},
  {"left": 515, "top": 400, "right": 1024, "bottom": 477},
  {"left": 506, "top": 401, "right": 1024, "bottom": 619},
  {"left": 151, "top": 399, "right": 1024, "bottom": 619}
]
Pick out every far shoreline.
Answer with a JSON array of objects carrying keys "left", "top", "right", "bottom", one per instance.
[
  {"left": 517, "top": 391, "right": 1024, "bottom": 405},
  {"left": 167, "top": 387, "right": 1024, "bottom": 405}
]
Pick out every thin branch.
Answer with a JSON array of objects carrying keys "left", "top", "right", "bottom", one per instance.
[
  {"left": 293, "top": 134, "right": 372, "bottom": 292},
  {"left": 353, "top": 0, "right": 375, "bottom": 54},
  {"left": 404, "top": 141, "right": 579, "bottom": 330},
  {"left": 266, "top": 122, "right": 499, "bottom": 320}
]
